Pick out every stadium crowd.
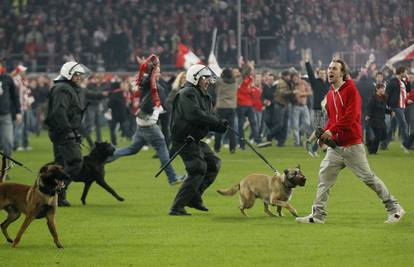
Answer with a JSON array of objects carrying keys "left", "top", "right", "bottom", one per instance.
[
  {"left": 0, "top": 0, "right": 413, "bottom": 71},
  {"left": 2, "top": 57, "right": 413, "bottom": 158}
]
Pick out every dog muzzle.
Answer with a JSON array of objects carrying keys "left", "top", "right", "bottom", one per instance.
[
  {"left": 56, "top": 180, "right": 65, "bottom": 190},
  {"left": 298, "top": 177, "right": 306, "bottom": 186}
]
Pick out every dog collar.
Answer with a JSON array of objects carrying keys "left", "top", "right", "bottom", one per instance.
[
  {"left": 37, "top": 177, "right": 58, "bottom": 196},
  {"left": 38, "top": 185, "right": 58, "bottom": 196},
  {"left": 283, "top": 178, "right": 296, "bottom": 189}
]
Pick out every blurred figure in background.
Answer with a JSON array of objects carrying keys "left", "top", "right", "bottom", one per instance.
[
  {"left": 250, "top": 73, "right": 263, "bottom": 142},
  {"left": 107, "top": 77, "right": 130, "bottom": 147},
  {"left": 304, "top": 56, "right": 330, "bottom": 156},
  {"left": 259, "top": 70, "right": 293, "bottom": 147},
  {"left": 0, "top": 59, "right": 22, "bottom": 181},
  {"left": 290, "top": 71, "right": 312, "bottom": 147},
  {"left": 236, "top": 62, "right": 261, "bottom": 149},
  {"left": 386, "top": 66, "right": 410, "bottom": 153},
  {"left": 11, "top": 65, "right": 33, "bottom": 151},
  {"left": 365, "top": 83, "right": 391, "bottom": 154},
  {"left": 214, "top": 68, "right": 238, "bottom": 154}
]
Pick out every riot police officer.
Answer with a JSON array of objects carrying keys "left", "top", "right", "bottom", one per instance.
[
  {"left": 45, "top": 61, "right": 89, "bottom": 207},
  {"left": 169, "top": 64, "right": 228, "bottom": 216}
]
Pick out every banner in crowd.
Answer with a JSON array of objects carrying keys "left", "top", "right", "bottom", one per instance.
[
  {"left": 385, "top": 43, "right": 414, "bottom": 67},
  {"left": 176, "top": 43, "right": 202, "bottom": 69}
]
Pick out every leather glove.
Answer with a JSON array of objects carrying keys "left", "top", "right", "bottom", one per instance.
[
  {"left": 220, "top": 119, "right": 229, "bottom": 128},
  {"left": 184, "top": 136, "right": 195, "bottom": 144}
]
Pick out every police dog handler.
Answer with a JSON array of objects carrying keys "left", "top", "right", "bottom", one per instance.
[
  {"left": 45, "top": 61, "right": 90, "bottom": 207},
  {"left": 169, "top": 64, "right": 228, "bottom": 216}
]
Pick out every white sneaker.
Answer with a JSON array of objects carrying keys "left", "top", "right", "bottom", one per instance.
[
  {"left": 384, "top": 208, "right": 405, "bottom": 224},
  {"left": 401, "top": 144, "right": 409, "bottom": 154},
  {"left": 296, "top": 214, "right": 325, "bottom": 224},
  {"left": 257, "top": 141, "right": 272, "bottom": 148}
]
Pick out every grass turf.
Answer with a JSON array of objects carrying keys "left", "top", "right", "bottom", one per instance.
[{"left": 0, "top": 131, "right": 413, "bottom": 266}]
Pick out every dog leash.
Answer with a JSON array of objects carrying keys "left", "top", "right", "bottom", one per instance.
[
  {"left": 226, "top": 126, "right": 280, "bottom": 175},
  {"left": 0, "top": 152, "right": 34, "bottom": 173}
]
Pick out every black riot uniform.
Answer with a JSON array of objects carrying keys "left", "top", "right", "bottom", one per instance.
[
  {"left": 169, "top": 82, "right": 227, "bottom": 215},
  {"left": 45, "top": 79, "right": 84, "bottom": 206}
]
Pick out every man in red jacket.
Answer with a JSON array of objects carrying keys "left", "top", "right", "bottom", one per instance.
[{"left": 296, "top": 59, "right": 405, "bottom": 224}]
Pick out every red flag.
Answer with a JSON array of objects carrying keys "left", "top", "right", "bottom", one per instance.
[
  {"left": 134, "top": 54, "right": 161, "bottom": 115},
  {"left": 385, "top": 44, "right": 414, "bottom": 67},
  {"left": 176, "top": 43, "right": 202, "bottom": 69}
]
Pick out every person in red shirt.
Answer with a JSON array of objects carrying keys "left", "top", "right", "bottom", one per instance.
[
  {"left": 296, "top": 59, "right": 405, "bottom": 224},
  {"left": 250, "top": 74, "right": 263, "bottom": 140},
  {"left": 236, "top": 62, "right": 262, "bottom": 149}
]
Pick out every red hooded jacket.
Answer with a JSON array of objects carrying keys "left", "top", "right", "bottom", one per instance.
[
  {"left": 324, "top": 79, "right": 362, "bottom": 146},
  {"left": 237, "top": 75, "right": 253, "bottom": 106}
]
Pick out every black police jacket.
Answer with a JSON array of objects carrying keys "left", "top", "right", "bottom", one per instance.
[
  {"left": 171, "top": 83, "right": 226, "bottom": 142},
  {"left": 45, "top": 80, "right": 84, "bottom": 138}
]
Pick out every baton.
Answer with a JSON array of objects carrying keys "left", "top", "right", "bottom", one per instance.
[
  {"left": 226, "top": 126, "right": 279, "bottom": 174},
  {"left": 154, "top": 136, "right": 194, "bottom": 178},
  {"left": 0, "top": 151, "right": 34, "bottom": 173}
]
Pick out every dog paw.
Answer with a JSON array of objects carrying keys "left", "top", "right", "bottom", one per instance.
[
  {"left": 6, "top": 238, "right": 13, "bottom": 243},
  {"left": 117, "top": 197, "right": 125, "bottom": 202},
  {"left": 55, "top": 242, "right": 64, "bottom": 249}
]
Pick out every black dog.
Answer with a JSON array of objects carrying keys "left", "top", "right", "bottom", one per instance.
[{"left": 73, "top": 141, "right": 124, "bottom": 205}]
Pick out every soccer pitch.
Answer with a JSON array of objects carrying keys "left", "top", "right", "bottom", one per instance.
[{"left": 1, "top": 131, "right": 413, "bottom": 266}]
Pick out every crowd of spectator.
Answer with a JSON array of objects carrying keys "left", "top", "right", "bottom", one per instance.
[
  {"left": 0, "top": 0, "right": 413, "bottom": 72},
  {"left": 5, "top": 59, "right": 411, "bottom": 158}
]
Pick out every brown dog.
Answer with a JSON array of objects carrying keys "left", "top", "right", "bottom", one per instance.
[
  {"left": 217, "top": 165, "right": 306, "bottom": 217},
  {"left": 0, "top": 164, "right": 68, "bottom": 248}
]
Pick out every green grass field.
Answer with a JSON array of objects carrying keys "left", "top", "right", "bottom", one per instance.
[{"left": 0, "top": 130, "right": 413, "bottom": 266}]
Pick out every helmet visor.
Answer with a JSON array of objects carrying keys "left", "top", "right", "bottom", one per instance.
[
  {"left": 198, "top": 67, "right": 217, "bottom": 84},
  {"left": 72, "top": 63, "right": 91, "bottom": 80}
]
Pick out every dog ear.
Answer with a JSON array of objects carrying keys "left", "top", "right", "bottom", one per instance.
[
  {"left": 296, "top": 164, "right": 301, "bottom": 170},
  {"left": 39, "top": 165, "right": 49, "bottom": 174},
  {"left": 284, "top": 169, "right": 289, "bottom": 176}
]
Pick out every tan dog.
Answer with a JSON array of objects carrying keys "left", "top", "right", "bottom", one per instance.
[
  {"left": 0, "top": 164, "right": 68, "bottom": 248},
  {"left": 217, "top": 166, "right": 306, "bottom": 217}
]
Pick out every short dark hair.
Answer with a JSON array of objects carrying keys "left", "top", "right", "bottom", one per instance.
[
  {"left": 281, "top": 70, "right": 290, "bottom": 77},
  {"left": 375, "top": 71, "right": 383, "bottom": 76},
  {"left": 261, "top": 69, "right": 270, "bottom": 76},
  {"left": 396, "top": 66, "right": 407, "bottom": 75}
]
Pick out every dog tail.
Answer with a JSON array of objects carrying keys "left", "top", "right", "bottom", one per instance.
[{"left": 217, "top": 184, "right": 240, "bottom": 196}]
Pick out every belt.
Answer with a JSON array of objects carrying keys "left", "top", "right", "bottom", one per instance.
[{"left": 139, "top": 124, "right": 156, "bottom": 128}]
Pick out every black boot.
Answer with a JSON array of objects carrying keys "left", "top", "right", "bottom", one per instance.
[{"left": 58, "top": 190, "right": 71, "bottom": 207}]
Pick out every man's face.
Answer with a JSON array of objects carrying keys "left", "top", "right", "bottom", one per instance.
[
  {"left": 400, "top": 70, "right": 408, "bottom": 80},
  {"left": 71, "top": 73, "right": 84, "bottom": 86},
  {"left": 255, "top": 74, "right": 262, "bottom": 86},
  {"left": 375, "top": 73, "right": 384, "bottom": 84},
  {"left": 262, "top": 73, "right": 270, "bottom": 85},
  {"left": 327, "top": 61, "right": 344, "bottom": 84},
  {"left": 377, "top": 86, "right": 386, "bottom": 95},
  {"left": 291, "top": 74, "right": 299, "bottom": 84},
  {"left": 198, "top": 76, "right": 210, "bottom": 91},
  {"left": 318, "top": 70, "right": 327, "bottom": 81}
]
